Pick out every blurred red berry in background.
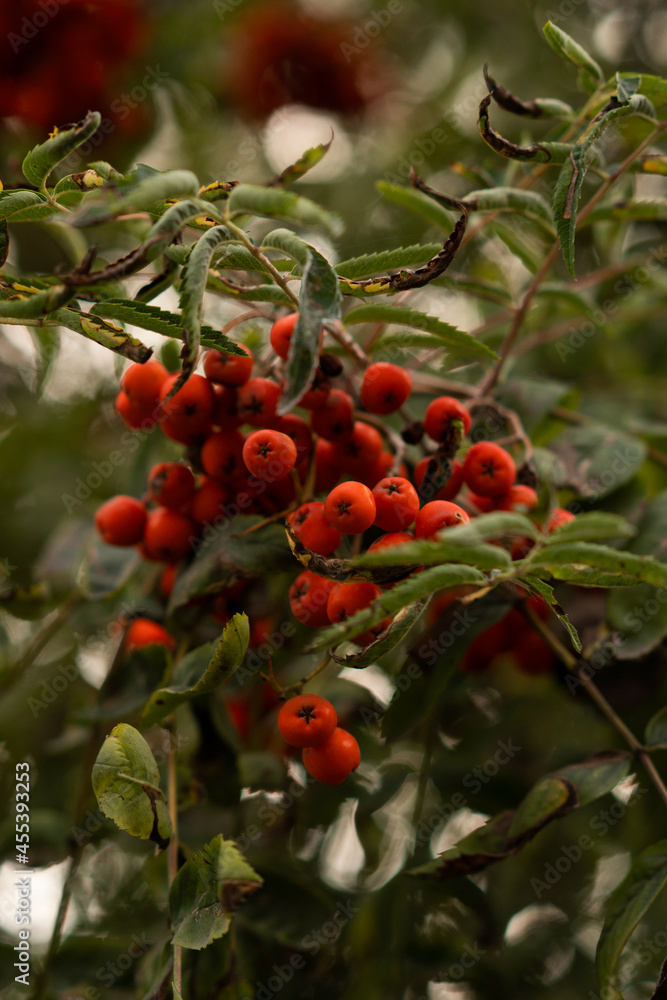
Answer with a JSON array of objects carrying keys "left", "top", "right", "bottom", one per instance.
[
  {"left": 225, "top": 0, "right": 387, "bottom": 118},
  {"left": 0, "top": 0, "right": 147, "bottom": 130}
]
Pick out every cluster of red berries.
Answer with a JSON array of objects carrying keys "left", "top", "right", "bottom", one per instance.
[{"left": 277, "top": 694, "right": 360, "bottom": 786}]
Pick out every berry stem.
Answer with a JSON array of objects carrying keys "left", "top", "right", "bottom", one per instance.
[
  {"left": 282, "top": 652, "right": 332, "bottom": 696},
  {"left": 224, "top": 221, "right": 300, "bottom": 307}
]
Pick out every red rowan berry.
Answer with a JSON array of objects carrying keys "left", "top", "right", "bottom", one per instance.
[
  {"left": 310, "top": 388, "right": 354, "bottom": 442},
  {"left": 302, "top": 728, "right": 361, "bottom": 784},
  {"left": 236, "top": 377, "right": 281, "bottom": 428},
  {"left": 360, "top": 362, "right": 412, "bottom": 415},
  {"left": 313, "top": 438, "right": 340, "bottom": 493},
  {"left": 278, "top": 693, "right": 337, "bottom": 747},
  {"left": 332, "top": 421, "right": 383, "bottom": 474},
  {"left": 372, "top": 477, "right": 419, "bottom": 532},
  {"left": 143, "top": 508, "right": 195, "bottom": 562},
  {"left": 159, "top": 373, "right": 214, "bottom": 444},
  {"left": 289, "top": 571, "right": 336, "bottom": 628},
  {"left": 324, "top": 481, "right": 376, "bottom": 534},
  {"left": 462, "top": 442, "right": 516, "bottom": 497},
  {"left": 424, "top": 396, "right": 471, "bottom": 441},
  {"left": 201, "top": 430, "right": 246, "bottom": 481},
  {"left": 290, "top": 501, "right": 342, "bottom": 555},
  {"left": 211, "top": 384, "right": 240, "bottom": 430},
  {"left": 148, "top": 462, "right": 196, "bottom": 509},
  {"left": 124, "top": 618, "right": 176, "bottom": 653},
  {"left": 327, "top": 581, "right": 390, "bottom": 646},
  {"left": 191, "top": 478, "right": 230, "bottom": 525},
  {"left": 203, "top": 343, "right": 253, "bottom": 386},
  {"left": 243, "top": 429, "right": 297, "bottom": 481},
  {"left": 95, "top": 495, "right": 147, "bottom": 547},
  {"left": 415, "top": 500, "right": 470, "bottom": 539},
  {"left": 115, "top": 389, "right": 151, "bottom": 429},
  {"left": 546, "top": 507, "right": 575, "bottom": 533},
  {"left": 121, "top": 359, "right": 168, "bottom": 410},
  {"left": 270, "top": 312, "right": 304, "bottom": 361}
]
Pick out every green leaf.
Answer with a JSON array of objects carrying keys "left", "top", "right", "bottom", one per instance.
[
  {"left": 556, "top": 749, "right": 630, "bottom": 806},
  {"left": 142, "top": 614, "right": 250, "bottom": 727},
  {"left": 79, "top": 538, "right": 141, "bottom": 600},
  {"left": 522, "top": 576, "right": 582, "bottom": 652},
  {"left": 491, "top": 222, "right": 542, "bottom": 274},
  {"left": 542, "top": 21, "right": 605, "bottom": 90},
  {"left": 552, "top": 97, "right": 644, "bottom": 276},
  {"left": 545, "top": 511, "right": 635, "bottom": 544},
  {"left": 309, "top": 564, "right": 487, "bottom": 652},
  {"left": 63, "top": 310, "right": 152, "bottom": 362},
  {"left": 645, "top": 706, "right": 667, "bottom": 749},
  {"left": 179, "top": 226, "right": 232, "bottom": 372},
  {"left": 335, "top": 244, "right": 442, "bottom": 280},
  {"left": 90, "top": 298, "right": 246, "bottom": 353},
  {"left": 91, "top": 723, "right": 172, "bottom": 849},
  {"left": 508, "top": 777, "right": 576, "bottom": 839},
  {"left": 0, "top": 190, "right": 55, "bottom": 223},
  {"left": 0, "top": 283, "right": 75, "bottom": 318},
  {"left": 607, "top": 491, "right": 667, "bottom": 658},
  {"left": 75, "top": 170, "right": 201, "bottom": 225},
  {"left": 227, "top": 184, "right": 343, "bottom": 237},
  {"left": 465, "top": 187, "right": 555, "bottom": 232},
  {"left": 262, "top": 229, "right": 341, "bottom": 413},
  {"left": 597, "top": 841, "right": 667, "bottom": 998},
  {"left": 343, "top": 304, "right": 498, "bottom": 362},
  {"left": 331, "top": 598, "right": 430, "bottom": 668},
  {"left": 169, "top": 834, "right": 263, "bottom": 950},
  {"left": 527, "top": 541, "right": 667, "bottom": 588},
  {"left": 376, "top": 181, "right": 454, "bottom": 230},
  {"left": 22, "top": 111, "right": 102, "bottom": 187},
  {"left": 274, "top": 135, "right": 333, "bottom": 185},
  {"left": 552, "top": 423, "right": 646, "bottom": 501},
  {"left": 583, "top": 199, "right": 667, "bottom": 225}
]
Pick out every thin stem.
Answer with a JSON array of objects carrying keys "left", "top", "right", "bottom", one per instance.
[
  {"left": 8, "top": 592, "right": 80, "bottom": 683},
  {"left": 282, "top": 652, "right": 331, "bottom": 696},
  {"left": 223, "top": 221, "right": 299, "bottom": 308},
  {"left": 522, "top": 604, "right": 667, "bottom": 808}
]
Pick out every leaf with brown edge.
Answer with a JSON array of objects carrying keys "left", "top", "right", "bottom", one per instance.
[{"left": 285, "top": 518, "right": 415, "bottom": 585}]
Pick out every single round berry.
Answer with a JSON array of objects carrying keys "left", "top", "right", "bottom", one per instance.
[
  {"left": 546, "top": 507, "right": 576, "bottom": 533},
  {"left": 95, "top": 495, "right": 147, "bottom": 547},
  {"left": 332, "top": 421, "right": 383, "bottom": 475},
  {"left": 148, "top": 462, "right": 196, "bottom": 509},
  {"left": 493, "top": 484, "right": 539, "bottom": 512},
  {"left": 289, "top": 502, "right": 342, "bottom": 556},
  {"left": 159, "top": 373, "right": 214, "bottom": 444},
  {"left": 289, "top": 571, "right": 337, "bottom": 628},
  {"left": 424, "top": 396, "right": 471, "bottom": 442},
  {"left": 191, "top": 478, "right": 230, "bottom": 525},
  {"left": 414, "top": 457, "right": 464, "bottom": 503},
  {"left": 415, "top": 500, "right": 470, "bottom": 539},
  {"left": 324, "top": 481, "right": 376, "bottom": 535},
  {"left": 211, "top": 384, "right": 240, "bottom": 430},
  {"left": 302, "top": 728, "right": 361, "bottom": 785},
  {"left": 203, "top": 343, "right": 253, "bottom": 386},
  {"left": 143, "top": 508, "right": 195, "bottom": 562},
  {"left": 115, "top": 389, "right": 152, "bottom": 429},
  {"left": 242, "top": 428, "right": 297, "bottom": 482},
  {"left": 326, "top": 581, "right": 390, "bottom": 646},
  {"left": 121, "top": 359, "right": 168, "bottom": 410},
  {"left": 462, "top": 442, "right": 516, "bottom": 498},
  {"left": 360, "top": 362, "right": 412, "bottom": 415},
  {"left": 310, "top": 388, "right": 354, "bottom": 443},
  {"left": 201, "top": 430, "right": 246, "bottom": 481},
  {"left": 236, "top": 377, "right": 281, "bottom": 428},
  {"left": 124, "top": 618, "right": 175, "bottom": 653},
  {"left": 372, "top": 477, "right": 419, "bottom": 532},
  {"left": 270, "top": 312, "right": 300, "bottom": 361},
  {"left": 277, "top": 693, "right": 337, "bottom": 747},
  {"left": 160, "top": 563, "right": 178, "bottom": 598}
]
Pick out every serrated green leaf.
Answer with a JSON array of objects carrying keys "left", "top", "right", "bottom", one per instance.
[
  {"left": 335, "top": 244, "right": 443, "bottom": 280},
  {"left": 91, "top": 723, "right": 172, "bottom": 849},
  {"left": 227, "top": 184, "right": 343, "bottom": 237},
  {"left": 527, "top": 541, "right": 667, "bottom": 588},
  {"left": 557, "top": 750, "right": 630, "bottom": 807},
  {"left": 376, "top": 181, "right": 454, "bottom": 230},
  {"left": 90, "top": 298, "right": 246, "bottom": 353},
  {"left": 309, "top": 563, "right": 487, "bottom": 652},
  {"left": 491, "top": 222, "right": 542, "bottom": 274},
  {"left": 274, "top": 135, "right": 333, "bottom": 185},
  {"left": 0, "top": 190, "right": 55, "bottom": 223},
  {"left": 0, "top": 283, "right": 75, "bottom": 318},
  {"left": 75, "top": 170, "right": 201, "bottom": 225},
  {"left": 343, "top": 304, "right": 498, "bottom": 362},
  {"left": 545, "top": 512, "right": 635, "bottom": 544},
  {"left": 597, "top": 841, "right": 667, "bottom": 998},
  {"left": 583, "top": 199, "right": 667, "bottom": 225},
  {"left": 178, "top": 226, "right": 232, "bottom": 371},
  {"left": 508, "top": 777, "right": 576, "bottom": 839},
  {"left": 331, "top": 598, "right": 430, "bottom": 668},
  {"left": 466, "top": 187, "right": 555, "bottom": 231},
  {"left": 169, "top": 834, "right": 263, "bottom": 950},
  {"left": 22, "top": 111, "right": 102, "bottom": 187},
  {"left": 552, "top": 96, "right": 644, "bottom": 276},
  {"left": 521, "top": 576, "right": 582, "bottom": 652},
  {"left": 645, "top": 706, "right": 667, "bottom": 749},
  {"left": 542, "top": 22, "right": 605, "bottom": 90},
  {"left": 142, "top": 614, "right": 250, "bottom": 727}
]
